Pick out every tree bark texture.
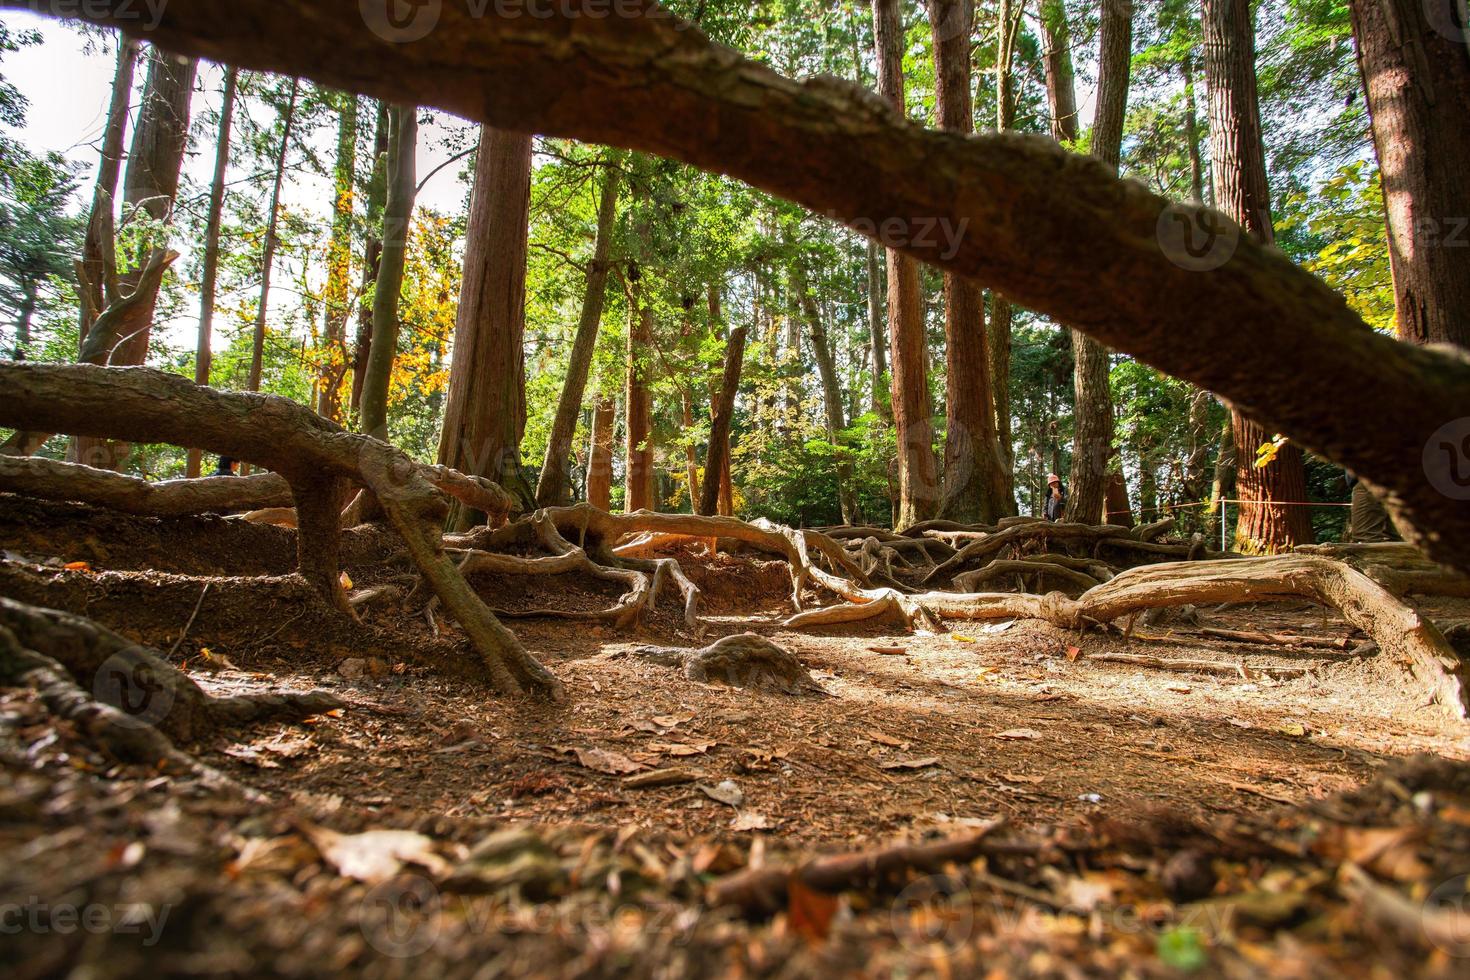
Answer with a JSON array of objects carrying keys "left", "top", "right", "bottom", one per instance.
[
  {"left": 246, "top": 76, "right": 299, "bottom": 393},
  {"left": 77, "top": 36, "right": 138, "bottom": 353},
  {"left": 350, "top": 101, "right": 389, "bottom": 415},
  {"left": 624, "top": 291, "right": 656, "bottom": 513},
  {"left": 29, "top": 0, "right": 1470, "bottom": 573},
  {"left": 587, "top": 395, "right": 616, "bottom": 510},
  {"left": 700, "top": 324, "right": 747, "bottom": 517},
  {"left": 318, "top": 90, "right": 357, "bottom": 422},
  {"left": 1348, "top": 0, "right": 1470, "bottom": 348}
]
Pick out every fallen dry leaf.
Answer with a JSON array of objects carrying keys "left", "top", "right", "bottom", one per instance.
[
  {"left": 1279, "top": 722, "right": 1307, "bottom": 737},
  {"left": 1066, "top": 646, "right": 1082, "bottom": 662},
  {"left": 880, "top": 756, "right": 941, "bottom": 770},
  {"left": 868, "top": 646, "right": 908, "bottom": 656},
  {"left": 994, "top": 728, "right": 1041, "bottom": 741},
  {"left": 300, "top": 824, "right": 448, "bottom": 884},
  {"left": 731, "top": 811, "right": 773, "bottom": 832},
  {"left": 1002, "top": 772, "right": 1045, "bottom": 784},
  {"left": 787, "top": 876, "right": 838, "bottom": 940},
  {"left": 652, "top": 713, "right": 694, "bottom": 729},
  {"left": 951, "top": 634, "right": 977, "bottom": 644},
  {"left": 699, "top": 780, "right": 744, "bottom": 807},
  {"left": 573, "top": 747, "right": 645, "bottom": 775},
  {"left": 63, "top": 560, "right": 92, "bottom": 571},
  {"left": 867, "top": 731, "right": 906, "bottom": 747}
]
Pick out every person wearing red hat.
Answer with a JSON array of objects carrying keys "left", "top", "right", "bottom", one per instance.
[{"left": 1044, "top": 473, "right": 1067, "bottom": 522}]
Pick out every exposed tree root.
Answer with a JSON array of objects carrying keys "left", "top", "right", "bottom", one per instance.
[
  {"left": 630, "top": 633, "right": 824, "bottom": 694},
  {"left": 955, "top": 560, "right": 1101, "bottom": 595},
  {"left": 0, "top": 596, "right": 339, "bottom": 745},
  {"left": 785, "top": 555, "right": 1469, "bottom": 718},
  {"left": 1082, "top": 651, "right": 1315, "bottom": 681},
  {"left": 0, "top": 363, "right": 559, "bottom": 699},
  {"left": 925, "top": 521, "right": 1231, "bottom": 584},
  {"left": 0, "top": 456, "right": 294, "bottom": 515},
  {"left": 1296, "top": 542, "right": 1470, "bottom": 598}
]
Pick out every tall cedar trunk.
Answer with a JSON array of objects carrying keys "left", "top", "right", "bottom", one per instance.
[
  {"left": 587, "top": 395, "right": 615, "bottom": 509},
  {"left": 186, "top": 66, "right": 237, "bottom": 478},
  {"left": 73, "top": 46, "right": 195, "bottom": 471},
  {"left": 350, "top": 102, "right": 389, "bottom": 415},
  {"left": 700, "top": 320, "right": 747, "bottom": 517},
  {"left": 1039, "top": 0, "right": 1078, "bottom": 144},
  {"left": 357, "top": 103, "right": 418, "bottom": 438},
  {"left": 535, "top": 154, "right": 623, "bottom": 506},
  {"left": 1053, "top": 0, "right": 1129, "bottom": 525},
  {"left": 1203, "top": 0, "right": 1313, "bottom": 551},
  {"left": 1183, "top": 60, "right": 1205, "bottom": 204},
  {"left": 865, "top": 240, "right": 889, "bottom": 420},
  {"left": 795, "top": 261, "right": 858, "bottom": 524},
  {"left": 680, "top": 388, "right": 701, "bottom": 510},
  {"left": 77, "top": 37, "right": 138, "bottom": 351},
  {"left": 1349, "top": 0, "right": 1470, "bottom": 349},
  {"left": 246, "top": 77, "right": 299, "bottom": 393},
  {"left": 928, "top": 0, "right": 1008, "bottom": 525},
  {"left": 107, "top": 48, "right": 197, "bottom": 366},
  {"left": 873, "top": 0, "right": 937, "bottom": 528},
  {"left": 317, "top": 91, "right": 357, "bottom": 422},
  {"left": 624, "top": 289, "right": 655, "bottom": 512},
  {"left": 438, "top": 126, "right": 534, "bottom": 525},
  {"left": 1182, "top": 387, "right": 1214, "bottom": 503},
  {"left": 987, "top": 0, "right": 1023, "bottom": 516}
]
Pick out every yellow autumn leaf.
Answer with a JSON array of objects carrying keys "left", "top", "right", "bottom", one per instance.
[{"left": 952, "top": 634, "right": 977, "bottom": 644}]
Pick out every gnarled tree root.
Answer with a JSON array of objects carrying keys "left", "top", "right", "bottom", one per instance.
[
  {"left": 787, "top": 556, "right": 1470, "bottom": 718},
  {"left": 0, "top": 363, "right": 559, "bottom": 699},
  {"left": 1296, "top": 543, "right": 1470, "bottom": 598},
  {"left": 0, "top": 456, "right": 294, "bottom": 515},
  {"left": 630, "top": 633, "right": 824, "bottom": 695},
  {"left": 0, "top": 596, "right": 338, "bottom": 788}
]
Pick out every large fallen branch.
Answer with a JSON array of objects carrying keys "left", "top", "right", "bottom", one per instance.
[
  {"left": 0, "top": 364, "right": 560, "bottom": 699},
  {"left": 786, "top": 555, "right": 1469, "bottom": 718},
  {"left": 1296, "top": 542, "right": 1470, "bottom": 598},
  {"left": 0, "top": 456, "right": 294, "bottom": 515},
  {"left": 25, "top": 0, "right": 1470, "bottom": 574}
]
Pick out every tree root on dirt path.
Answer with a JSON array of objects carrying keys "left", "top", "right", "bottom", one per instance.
[
  {"left": 0, "top": 596, "right": 339, "bottom": 798},
  {"left": 0, "top": 456, "right": 295, "bottom": 515},
  {"left": 628, "top": 633, "right": 825, "bottom": 695},
  {"left": 0, "top": 363, "right": 559, "bottom": 699},
  {"left": 784, "top": 555, "right": 1470, "bottom": 719}
]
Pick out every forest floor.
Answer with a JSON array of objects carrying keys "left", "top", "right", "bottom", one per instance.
[{"left": 4, "top": 500, "right": 1470, "bottom": 977}]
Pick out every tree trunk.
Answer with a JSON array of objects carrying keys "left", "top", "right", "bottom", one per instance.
[
  {"left": 988, "top": 0, "right": 1024, "bottom": 516},
  {"left": 187, "top": 66, "right": 237, "bottom": 478},
  {"left": 350, "top": 101, "right": 389, "bottom": 416},
  {"left": 587, "top": 395, "right": 615, "bottom": 510},
  {"left": 700, "top": 324, "right": 747, "bottom": 517},
  {"left": 1182, "top": 59, "right": 1205, "bottom": 204},
  {"left": 438, "top": 125, "right": 533, "bottom": 524},
  {"left": 536, "top": 153, "right": 623, "bottom": 507},
  {"left": 794, "top": 260, "right": 857, "bottom": 524},
  {"left": 13, "top": 282, "right": 36, "bottom": 359},
  {"left": 680, "top": 388, "right": 701, "bottom": 511},
  {"left": 246, "top": 76, "right": 299, "bottom": 393},
  {"left": 111, "top": 47, "right": 197, "bottom": 367},
  {"left": 624, "top": 289, "right": 656, "bottom": 513},
  {"left": 1349, "top": 0, "right": 1470, "bottom": 349},
  {"left": 873, "top": 0, "right": 937, "bottom": 528},
  {"left": 1039, "top": 0, "right": 1078, "bottom": 144},
  {"left": 52, "top": 0, "right": 1470, "bottom": 575},
  {"left": 1203, "top": 0, "right": 1314, "bottom": 552},
  {"left": 317, "top": 90, "right": 357, "bottom": 422},
  {"left": 928, "top": 0, "right": 1008, "bottom": 525},
  {"left": 864, "top": 240, "right": 888, "bottom": 421},
  {"left": 1206, "top": 412, "right": 1237, "bottom": 541},
  {"left": 358, "top": 103, "right": 418, "bottom": 438},
  {"left": 77, "top": 36, "right": 138, "bottom": 353}
]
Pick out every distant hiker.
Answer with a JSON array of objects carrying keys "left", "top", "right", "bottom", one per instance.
[
  {"left": 1344, "top": 470, "right": 1393, "bottom": 543},
  {"left": 1044, "top": 473, "right": 1067, "bottom": 522},
  {"left": 214, "top": 456, "right": 239, "bottom": 477}
]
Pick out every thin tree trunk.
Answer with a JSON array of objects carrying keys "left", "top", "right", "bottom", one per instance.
[
  {"left": 865, "top": 240, "right": 888, "bottom": 421},
  {"left": 186, "top": 66, "right": 237, "bottom": 478},
  {"left": 350, "top": 101, "right": 389, "bottom": 416},
  {"left": 317, "top": 90, "right": 357, "bottom": 422},
  {"left": 988, "top": 0, "right": 1024, "bottom": 516},
  {"left": 795, "top": 260, "right": 857, "bottom": 524},
  {"left": 1349, "top": 0, "right": 1470, "bottom": 349},
  {"left": 680, "top": 388, "right": 701, "bottom": 510},
  {"left": 437, "top": 125, "right": 533, "bottom": 524},
  {"left": 246, "top": 76, "right": 300, "bottom": 393},
  {"left": 77, "top": 36, "right": 138, "bottom": 353},
  {"left": 1182, "top": 59, "right": 1205, "bottom": 204},
  {"left": 14, "top": 282, "right": 36, "bottom": 359},
  {"left": 536, "top": 154, "right": 623, "bottom": 507},
  {"left": 587, "top": 395, "right": 615, "bottom": 510},
  {"left": 700, "top": 322, "right": 747, "bottom": 517},
  {"left": 358, "top": 103, "right": 418, "bottom": 438},
  {"left": 928, "top": 0, "right": 1008, "bottom": 525},
  {"left": 873, "top": 0, "right": 937, "bottom": 528},
  {"left": 1203, "top": 0, "right": 1313, "bottom": 551},
  {"left": 1206, "top": 412, "right": 1236, "bottom": 541},
  {"left": 624, "top": 289, "right": 655, "bottom": 513}
]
